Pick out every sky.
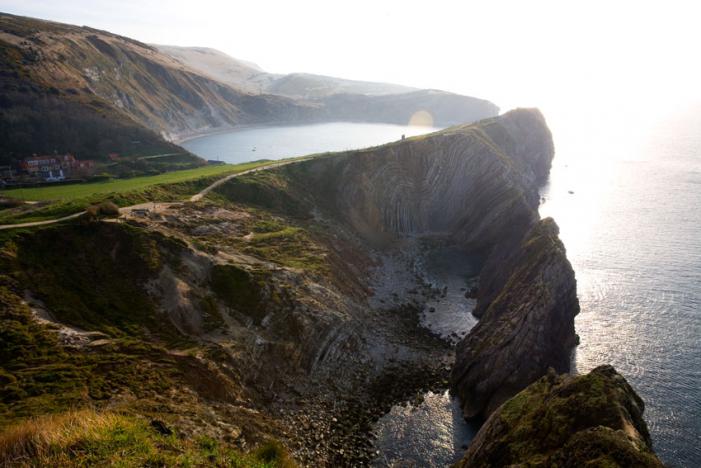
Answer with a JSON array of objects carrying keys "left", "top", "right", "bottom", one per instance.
[{"left": 2, "top": 0, "right": 700, "bottom": 148}]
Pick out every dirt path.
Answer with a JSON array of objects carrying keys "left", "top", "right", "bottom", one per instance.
[
  {"left": 189, "top": 160, "right": 292, "bottom": 202},
  {"left": 0, "top": 211, "right": 86, "bottom": 231},
  {"left": 0, "top": 161, "right": 294, "bottom": 231}
]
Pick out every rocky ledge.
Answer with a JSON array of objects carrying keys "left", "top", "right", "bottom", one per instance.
[
  {"left": 457, "top": 365, "right": 664, "bottom": 467},
  {"left": 451, "top": 217, "right": 580, "bottom": 419}
]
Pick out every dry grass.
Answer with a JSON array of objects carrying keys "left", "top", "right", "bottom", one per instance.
[
  {"left": 0, "top": 409, "right": 294, "bottom": 467},
  {"left": 0, "top": 409, "right": 126, "bottom": 466}
]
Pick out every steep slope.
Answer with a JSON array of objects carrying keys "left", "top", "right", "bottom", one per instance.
[
  {"left": 0, "top": 13, "right": 499, "bottom": 166},
  {"left": 458, "top": 366, "right": 664, "bottom": 467},
  {"left": 257, "top": 108, "right": 578, "bottom": 424},
  {"left": 0, "top": 28, "right": 182, "bottom": 163}
]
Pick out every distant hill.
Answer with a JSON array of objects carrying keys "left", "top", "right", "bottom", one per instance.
[
  {"left": 264, "top": 72, "right": 417, "bottom": 99},
  {"left": 155, "top": 45, "right": 417, "bottom": 98},
  {"left": 0, "top": 12, "right": 498, "bottom": 165},
  {"left": 154, "top": 45, "right": 498, "bottom": 126},
  {"left": 154, "top": 45, "right": 275, "bottom": 94},
  {"left": 317, "top": 89, "right": 499, "bottom": 126}
]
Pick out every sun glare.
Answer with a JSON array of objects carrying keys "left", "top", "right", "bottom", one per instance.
[{"left": 408, "top": 110, "right": 434, "bottom": 127}]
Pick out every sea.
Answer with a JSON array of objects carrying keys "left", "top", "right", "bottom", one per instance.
[{"left": 182, "top": 111, "right": 701, "bottom": 467}]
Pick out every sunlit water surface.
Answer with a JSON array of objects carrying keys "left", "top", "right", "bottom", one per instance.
[
  {"left": 540, "top": 106, "right": 701, "bottom": 467},
  {"left": 372, "top": 391, "right": 478, "bottom": 467}
]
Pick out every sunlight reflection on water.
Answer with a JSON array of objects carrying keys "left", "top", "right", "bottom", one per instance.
[
  {"left": 372, "top": 391, "right": 478, "bottom": 467},
  {"left": 540, "top": 106, "right": 701, "bottom": 466}
]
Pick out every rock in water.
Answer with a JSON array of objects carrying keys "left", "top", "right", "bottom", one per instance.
[
  {"left": 451, "top": 218, "right": 580, "bottom": 418},
  {"left": 456, "top": 366, "right": 664, "bottom": 467}
]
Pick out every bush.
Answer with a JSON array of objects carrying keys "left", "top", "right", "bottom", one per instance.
[
  {"left": 254, "top": 440, "right": 296, "bottom": 467},
  {"left": 98, "top": 201, "right": 119, "bottom": 217},
  {"left": 85, "top": 201, "right": 120, "bottom": 218}
]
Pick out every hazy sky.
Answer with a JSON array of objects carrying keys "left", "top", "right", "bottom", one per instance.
[{"left": 2, "top": 0, "right": 700, "bottom": 141}]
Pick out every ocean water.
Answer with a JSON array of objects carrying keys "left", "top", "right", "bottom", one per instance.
[
  {"left": 372, "top": 391, "right": 478, "bottom": 467},
  {"left": 180, "top": 121, "right": 440, "bottom": 163},
  {"left": 540, "top": 106, "right": 701, "bottom": 467},
  {"left": 184, "top": 115, "right": 700, "bottom": 466}
]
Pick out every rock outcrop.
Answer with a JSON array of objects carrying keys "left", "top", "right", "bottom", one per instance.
[
  {"left": 451, "top": 217, "right": 579, "bottom": 419},
  {"left": 457, "top": 365, "right": 664, "bottom": 467}
]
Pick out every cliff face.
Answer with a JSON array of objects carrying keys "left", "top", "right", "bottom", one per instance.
[
  {"left": 276, "top": 108, "right": 551, "bottom": 250},
  {"left": 451, "top": 218, "right": 580, "bottom": 418},
  {"left": 458, "top": 365, "right": 664, "bottom": 467}
]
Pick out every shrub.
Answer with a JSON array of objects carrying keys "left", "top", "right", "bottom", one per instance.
[
  {"left": 255, "top": 440, "right": 296, "bottom": 467},
  {"left": 97, "top": 201, "right": 119, "bottom": 217},
  {"left": 84, "top": 201, "right": 120, "bottom": 218}
]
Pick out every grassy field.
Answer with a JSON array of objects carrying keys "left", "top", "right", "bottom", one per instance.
[
  {"left": 0, "top": 160, "right": 283, "bottom": 225},
  {"left": 1, "top": 161, "right": 270, "bottom": 202}
]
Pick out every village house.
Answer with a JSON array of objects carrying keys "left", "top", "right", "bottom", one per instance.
[
  {"left": 18, "top": 153, "right": 96, "bottom": 181},
  {"left": 19, "top": 154, "right": 64, "bottom": 180}
]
